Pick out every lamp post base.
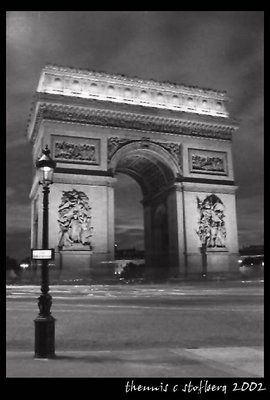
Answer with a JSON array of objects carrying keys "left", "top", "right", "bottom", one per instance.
[{"left": 34, "top": 315, "right": 56, "bottom": 359}]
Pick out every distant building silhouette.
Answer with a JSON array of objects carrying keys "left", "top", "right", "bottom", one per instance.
[{"left": 115, "top": 247, "right": 145, "bottom": 260}]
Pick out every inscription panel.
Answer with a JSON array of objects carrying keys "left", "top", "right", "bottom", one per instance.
[
  {"left": 188, "top": 148, "right": 228, "bottom": 176},
  {"left": 51, "top": 135, "right": 100, "bottom": 165}
]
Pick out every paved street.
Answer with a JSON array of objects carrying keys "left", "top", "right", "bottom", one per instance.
[{"left": 6, "top": 281, "right": 264, "bottom": 377}]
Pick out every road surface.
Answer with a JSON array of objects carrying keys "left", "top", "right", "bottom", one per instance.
[{"left": 6, "top": 281, "right": 264, "bottom": 377}]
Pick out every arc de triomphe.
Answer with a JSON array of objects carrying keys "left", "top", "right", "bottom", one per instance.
[{"left": 27, "top": 65, "right": 239, "bottom": 281}]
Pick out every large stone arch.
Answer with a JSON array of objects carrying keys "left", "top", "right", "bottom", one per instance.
[
  {"left": 109, "top": 140, "right": 181, "bottom": 195},
  {"left": 27, "top": 65, "right": 240, "bottom": 282},
  {"left": 109, "top": 140, "right": 181, "bottom": 279}
]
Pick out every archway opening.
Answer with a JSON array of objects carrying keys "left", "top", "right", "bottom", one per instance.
[
  {"left": 114, "top": 172, "right": 144, "bottom": 253},
  {"left": 112, "top": 145, "right": 177, "bottom": 281}
]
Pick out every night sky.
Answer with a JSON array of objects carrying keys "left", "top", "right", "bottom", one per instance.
[{"left": 6, "top": 11, "right": 264, "bottom": 262}]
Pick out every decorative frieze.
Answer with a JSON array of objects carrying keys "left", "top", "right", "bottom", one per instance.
[
  {"left": 28, "top": 102, "right": 236, "bottom": 144},
  {"left": 51, "top": 135, "right": 100, "bottom": 165},
  {"left": 55, "top": 141, "right": 96, "bottom": 162},
  {"left": 189, "top": 149, "right": 227, "bottom": 175}
]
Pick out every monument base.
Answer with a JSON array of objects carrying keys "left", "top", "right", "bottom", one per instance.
[
  {"left": 54, "top": 248, "right": 92, "bottom": 283},
  {"left": 52, "top": 250, "right": 117, "bottom": 283},
  {"left": 185, "top": 250, "right": 239, "bottom": 274}
]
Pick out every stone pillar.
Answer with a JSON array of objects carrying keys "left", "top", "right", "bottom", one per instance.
[
  {"left": 91, "top": 182, "right": 116, "bottom": 280},
  {"left": 167, "top": 184, "right": 186, "bottom": 278},
  {"left": 41, "top": 174, "right": 117, "bottom": 282},
  {"left": 142, "top": 202, "right": 153, "bottom": 276},
  {"left": 181, "top": 183, "right": 240, "bottom": 278},
  {"left": 143, "top": 198, "right": 170, "bottom": 281},
  {"left": 152, "top": 201, "right": 169, "bottom": 280},
  {"left": 29, "top": 183, "right": 43, "bottom": 283}
]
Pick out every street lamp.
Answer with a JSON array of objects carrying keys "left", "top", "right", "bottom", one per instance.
[
  {"left": 34, "top": 145, "right": 56, "bottom": 358},
  {"left": 200, "top": 241, "right": 207, "bottom": 278}
]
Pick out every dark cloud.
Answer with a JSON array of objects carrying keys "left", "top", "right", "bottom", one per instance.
[{"left": 6, "top": 11, "right": 264, "bottom": 260}]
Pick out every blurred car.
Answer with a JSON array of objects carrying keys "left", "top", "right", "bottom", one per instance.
[{"left": 238, "top": 255, "right": 264, "bottom": 275}]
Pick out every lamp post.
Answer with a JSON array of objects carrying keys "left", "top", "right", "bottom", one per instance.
[
  {"left": 200, "top": 240, "right": 208, "bottom": 279},
  {"left": 34, "top": 146, "right": 56, "bottom": 358}
]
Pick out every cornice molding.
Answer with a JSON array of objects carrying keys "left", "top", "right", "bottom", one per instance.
[
  {"left": 173, "top": 181, "right": 237, "bottom": 194},
  {"left": 28, "top": 102, "right": 237, "bottom": 144}
]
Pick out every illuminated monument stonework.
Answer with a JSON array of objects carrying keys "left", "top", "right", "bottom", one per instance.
[{"left": 27, "top": 65, "right": 239, "bottom": 281}]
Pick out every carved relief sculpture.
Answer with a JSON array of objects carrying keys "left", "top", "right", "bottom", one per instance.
[
  {"left": 192, "top": 155, "right": 225, "bottom": 172},
  {"left": 55, "top": 141, "right": 96, "bottom": 162},
  {"left": 196, "top": 194, "right": 226, "bottom": 248},
  {"left": 107, "top": 137, "right": 182, "bottom": 167},
  {"left": 107, "top": 136, "right": 122, "bottom": 160},
  {"left": 159, "top": 142, "right": 182, "bottom": 166},
  {"left": 189, "top": 149, "right": 227, "bottom": 175},
  {"left": 58, "top": 189, "right": 93, "bottom": 249}
]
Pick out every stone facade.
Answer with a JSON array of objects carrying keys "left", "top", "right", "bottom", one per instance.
[{"left": 27, "top": 65, "right": 239, "bottom": 281}]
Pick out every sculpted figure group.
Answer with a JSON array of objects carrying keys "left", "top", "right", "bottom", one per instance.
[
  {"left": 58, "top": 189, "right": 93, "bottom": 249},
  {"left": 196, "top": 194, "right": 226, "bottom": 248}
]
